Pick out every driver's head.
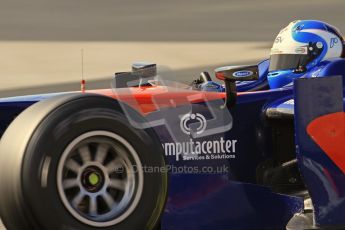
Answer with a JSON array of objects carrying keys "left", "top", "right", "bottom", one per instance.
[{"left": 267, "top": 20, "right": 344, "bottom": 89}]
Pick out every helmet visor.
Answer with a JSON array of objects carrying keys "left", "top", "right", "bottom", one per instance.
[{"left": 269, "top": 54, "right": 310, "bottom": 71}]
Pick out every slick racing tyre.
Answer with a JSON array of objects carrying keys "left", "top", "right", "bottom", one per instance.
[{"left": 0, "top": 93, "right": 167, "bottom": 230}]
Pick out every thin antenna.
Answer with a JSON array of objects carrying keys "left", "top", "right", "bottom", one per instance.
[{"left": 81, "top": 49, "right": 86, "bottom": 92}]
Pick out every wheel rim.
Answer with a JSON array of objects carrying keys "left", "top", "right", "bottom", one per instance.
[{"left": 57, "top": 131, "right": 143, "bottom": 227}]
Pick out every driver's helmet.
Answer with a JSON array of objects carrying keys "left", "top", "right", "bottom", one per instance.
[{"left": 267, "top": 20, "right": 344, "bottom": 89}]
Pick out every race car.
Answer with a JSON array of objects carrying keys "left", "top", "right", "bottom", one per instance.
[{"left": 0, "top": 20, "right": 344, "bottom": 230}]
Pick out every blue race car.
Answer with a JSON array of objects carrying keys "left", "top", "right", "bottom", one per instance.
[{"left": 0, "top": 20, "right": 344, "bottom": 230}]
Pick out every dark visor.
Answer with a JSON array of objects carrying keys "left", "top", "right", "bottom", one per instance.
[{"left": 269, "top": 54, "right": 310, "bottom": 71}]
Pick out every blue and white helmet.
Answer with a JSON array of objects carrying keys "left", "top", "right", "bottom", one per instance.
[{"left": 268, "top": 20, "right": 344, "bottom": 89}]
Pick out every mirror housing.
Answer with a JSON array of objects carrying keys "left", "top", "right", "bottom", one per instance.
[
  {"left": 214, "top": 65, "right": 259, "bottom": 108},
  {"left": 215, "top": 65, "right": 259, "bottom": 81},
  {"left": 114, "top": 62, "right": 157, "bottom": 88}
]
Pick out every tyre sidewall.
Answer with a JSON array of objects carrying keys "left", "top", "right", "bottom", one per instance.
[{"left": 22, "top": 98, "right": 167, "bottom": 230}]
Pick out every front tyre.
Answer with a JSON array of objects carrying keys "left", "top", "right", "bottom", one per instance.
[{"left": 0, "top": 94, "right": 167, "bottom": 230}]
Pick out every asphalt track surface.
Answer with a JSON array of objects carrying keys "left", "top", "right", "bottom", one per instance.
[
  {"left": 1, "top": 0, "right": 345, "bottom": 229},
  {"left": 1, "top": 0, "right": 344, "bottom": 42}
]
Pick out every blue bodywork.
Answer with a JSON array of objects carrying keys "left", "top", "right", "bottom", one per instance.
[
  {"left": 294, "top": 76, "right": 345, "bottom": 227},
  {"left": 0, "top": 58, "right": 344, "bottom": 229}
]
